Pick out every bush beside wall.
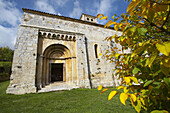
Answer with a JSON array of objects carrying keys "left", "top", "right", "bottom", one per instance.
[
  {"left": 0, "top": 62, "right": 12, "bottom": 81},
  {"left": 0, "top": 73, "right": 10, "bottom": 82},
  {"left": 0, "top": 62, "right": 12, "bottom": 74}
]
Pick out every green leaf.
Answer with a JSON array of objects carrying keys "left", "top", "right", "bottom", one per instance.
[
  {"left": 137, "top": 28, "right": 147, "bottom": 35},
  {"left": 127, "top": 0, "right": 140, "bottom": 13},
  {"left": 130, "top": 26, "right": 137, "bottom": 33},
  {"left": 147, "top": 8, "right": 155, "bottom": 22},
  {"left": 160, "top": 64, "right": 170, "bottom": 76},
  {"left": 153, "top": 82, "right": 162, "bottom": 89},
  {"left": 153, "top": 70, "right": 161, "bottom": 77},
  {"left": 131, "top": 44, "right": 149, "bottom": 57},
  {"left": 147, "top": 50, "right": 158, "bottom": 68},
  {"left": 144, "top": 80, "right": 153, "bottom": 87},
  {"left": 164, "top": 77, "right": 170, "bottom": 87},
  {"left": 162, "top": 57, "right": 170, "bottom": 68},
  {"left": 132, "top": 67, "right": 140, "bottom": 74},
  {"left": 151, "top": 110, "right": 169, "bottom": 113}
]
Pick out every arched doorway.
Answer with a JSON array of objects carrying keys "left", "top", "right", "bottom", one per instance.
[{"left": 41, "top": 44, "right": 71, "bottom": 87}]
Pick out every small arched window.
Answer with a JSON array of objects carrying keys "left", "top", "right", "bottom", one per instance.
[
  {"left": 94, "top": 44, "right": 98, "bottom": 58},
  {"left": 87, "top": 18, "right": 89, "bottom": 20},
  {"left": 91, "top": 19, "right": 93, "bottom": 21}
]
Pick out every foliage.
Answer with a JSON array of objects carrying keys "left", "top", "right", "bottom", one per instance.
[
  {"left": 0, "top": 73, "right": 9, "bottom": 82},
  {"left": 0, "top": 62, "right": 12, "bottom": 74},
  {"left": 0, "top": 73, "right": 9, "bottom": 76},
  {"left": 0, "top": 81, "right": 137, "bottom": 113},
  {"left": 97, "top": 0, "right": 170, "bottom": 113},
  {"left": 0, "top": 46, "right": 14, "bottom": 61}
]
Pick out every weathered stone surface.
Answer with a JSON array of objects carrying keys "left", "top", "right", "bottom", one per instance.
[{"left": 7, "top": 9, "right": 122, "bottom": 94}]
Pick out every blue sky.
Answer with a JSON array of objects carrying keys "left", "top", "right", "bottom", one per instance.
[{"left": 0, "top": 0, "right": 129, "bottom": 49}]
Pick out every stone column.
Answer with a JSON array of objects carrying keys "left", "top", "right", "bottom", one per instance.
[
  {"left": 46, "top": 59, "right": 50, "bottom": 84},
  {"left": 45, "top": 58, "right": 49, "bottom": 85},
  {"left": 37, "top": 55, "right": 43, "bottom": 89}
]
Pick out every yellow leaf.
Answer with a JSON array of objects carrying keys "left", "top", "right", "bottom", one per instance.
[
  {"left": 115, "top": 53, "right": 120, "bottom": 58},
  {"left": 114, "top": 24, "right": 119, "bottom": 31},
  {"left": 108, "top": 22, "right": 117, "bottom": 27},
  {"left": 124, "top": 77, "right": 131, "bottom": 84},
  {"left": 98, "top": 85, "right": 102, "bottom": 90},
  {"left": 127, "top": 0, "right": 140, "bottom": 13},
  {"left": 117, "top": 70, "right": 120, "bottom": 73},
  {"left": 130, "top": 94, "right": 137, "bottom": 102},
  {"left": 108, "top": 91, "right": 117, "bottom": 100},
  {"left": 99, "top": 53, "right": 102, "bottom": 56},
  {"left": 97, "top": 14, "right": 104, "bottom": 18},
  {"left": 134, "top": 99, "right": 142, "bottom": 113},
  {"left": 164, "top": 41, "right": 170, "bottom": 53},
  {"left": 120, "top": 93, "right": 128, "bottom": 105},
  {"left": 104, "top": 20, "right": 112, "bottom": 28},
  {"left": 156, "top": 43, "right": 169, "bottom": 56},
  {"left": 130, "top": 77, "right": 139, "bottom": 84},
  {"left": 140, "top": 97, "right": 145, "bottom": 105},
  {"left": 130, "top": 98, "right": 134, "bottom": 107},
  {"left": 124, "top": 87, "right": 129, "bottom": 93},
  {"left": 100, "top": 16, "right": 108, "bottom": 20},
  {"left": 138, "top": 42, "right": 143, "bottom": 46},
  {"left": 101, "top": 88, "right": 108, "bottom": 94},
  {"left": 117, "top": 86, "right": 124, "bottom": 90},
  {"left": 151, "top": 110, "right": 169, "bottom": 113}
]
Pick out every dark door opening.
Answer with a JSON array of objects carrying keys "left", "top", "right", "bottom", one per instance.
[{"left": 51, "top": 63, "right": 63, "bottom": 82}]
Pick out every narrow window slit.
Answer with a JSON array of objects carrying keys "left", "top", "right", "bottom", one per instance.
[{"left": 94, "top": 44, "right": 98, "bottom": 58}]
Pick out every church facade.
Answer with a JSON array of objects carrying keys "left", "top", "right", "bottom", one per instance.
[{"left": 6, "top": 8, "right": 122, "bottom": 94}]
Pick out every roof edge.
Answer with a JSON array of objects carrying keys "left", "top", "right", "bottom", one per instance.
[{"left": 22, "top": 8, "right": 116, "bottom": 30}]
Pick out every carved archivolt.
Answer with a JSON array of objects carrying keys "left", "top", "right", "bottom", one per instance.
[{"left": 43, "top": 44, "right": 71, "bottom": 59}]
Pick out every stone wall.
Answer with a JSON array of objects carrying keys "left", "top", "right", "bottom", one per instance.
[{"left": 6, "top": 26, "right": 38, "bottom": 94}]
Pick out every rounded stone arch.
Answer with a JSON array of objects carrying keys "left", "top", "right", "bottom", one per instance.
[
  {"left": 43, "top": 44, "right": 71, "bottom": 58},
  {"left": 41, "top": 44, "right": 72, "bottom": 87}
]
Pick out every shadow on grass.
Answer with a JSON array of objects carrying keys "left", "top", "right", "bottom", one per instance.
[{"left": 0, "top": 81, "right": 137, "bottom": 113}]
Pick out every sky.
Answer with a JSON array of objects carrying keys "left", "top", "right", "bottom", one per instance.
[{"left": 0, "top": 0, "right": 129, "bottom": 49}]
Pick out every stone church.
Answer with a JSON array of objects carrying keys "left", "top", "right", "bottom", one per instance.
[{"left": 6, "top": 8, "right": 122, "bottom": 94}]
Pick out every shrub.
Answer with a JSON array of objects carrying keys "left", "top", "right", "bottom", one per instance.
[{"left": 0, "top": 62, "right": 12, "bottom": 74}]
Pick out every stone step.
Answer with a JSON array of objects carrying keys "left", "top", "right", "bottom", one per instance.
[{"left": 38, "top": 82, "right": 78, "bottom": 93}]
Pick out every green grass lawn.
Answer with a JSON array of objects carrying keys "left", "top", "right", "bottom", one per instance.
[{"left": 0, "top": 81, "right": 137, "bottom": 113}]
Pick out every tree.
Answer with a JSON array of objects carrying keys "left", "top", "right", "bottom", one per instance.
[
  {"left": 97, "top": 0, "right": 170, "bottom": 113},
  {"left": 0, "top": 46, "right": 14, "bottom": 61}
]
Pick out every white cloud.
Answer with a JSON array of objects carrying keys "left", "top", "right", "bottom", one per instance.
[
  {"left": 69, "top": 0, "right": 82, "bottom": 18},
  {"left": 0, "top": 25, "right": 17, "bottom": 49},
  {"left": 58, "top": 13, "right": 61, "bottom": 16},
  {"left": 0, "top": 0, "right": 21, "bottom": 49},
  {"left": 35, "top": 0, "right": 56, "bottom": 14},
  {"left": 0, "top": 0, "right": 21, "bottom": 27},
  {"left": 50, "top": 0, "right": 69, "bottom": 7},
  {"left": 94, "top": 0, "right": 117, "bottom": 24},
  {"left": 96, "top": 0, "right": 117, "bottom": 16}
]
